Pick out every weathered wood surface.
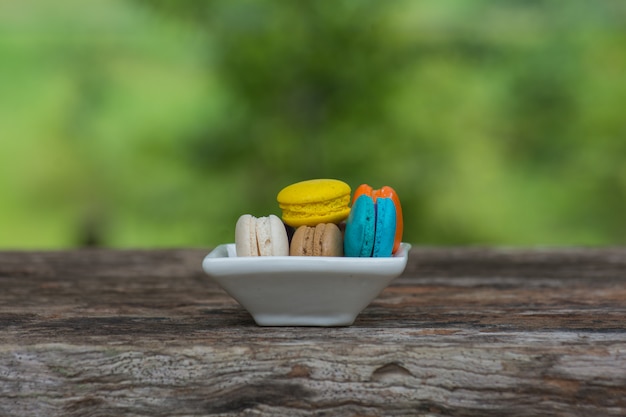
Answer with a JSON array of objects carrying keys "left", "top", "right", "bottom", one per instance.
[{"left": 1, "top": 247, "right": 625, "bottom": 417}]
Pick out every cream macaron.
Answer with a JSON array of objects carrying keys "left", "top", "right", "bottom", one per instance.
[{"left": 235, "top": 214, "right": 289, "bottom": 256}]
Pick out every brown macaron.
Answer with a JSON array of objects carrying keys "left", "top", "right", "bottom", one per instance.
[{"left": 290, "top": 223, "right": 343, "bottom": 257}]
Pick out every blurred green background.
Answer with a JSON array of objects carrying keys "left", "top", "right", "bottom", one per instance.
[{"left": 1, "top": 0, "right": 625, "bottom": 248}]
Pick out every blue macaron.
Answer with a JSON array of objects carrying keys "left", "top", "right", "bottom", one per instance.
[{"left": 344, "top": 195, "right": 397, "bottom": 257}]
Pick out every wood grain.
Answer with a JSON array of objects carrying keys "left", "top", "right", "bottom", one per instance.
[{"left": 1, "top": 247, "right": 625, "bottom": 416}]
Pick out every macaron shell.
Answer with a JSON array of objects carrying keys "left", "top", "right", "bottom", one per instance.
[
  {"left": 376, "top": 186, "right": 403, "bottom": 254},
  {"left": 278, "top": 179, "right": 351, "bottom": 204},
  {"left": 256, "top": 216, "right": 273, "bottom": 256},
  {"left": 290, "top": 225, "right": 315, "bottom": 256},
  {"left": 268, "top": 214, "right": 289, "bottom": 256},
  {"left": 235, "top": 214, "right": 258, "bottom": 257},
  {"left": 344, "top": 195, "right": 375, "bottom": 257},
  {"left": 372, "top": 197, "right": 396, "bottom": 257},
  {"left": 312, "top": 224, "right": 325, "bottom": 256},
  {"left": 314, "top": 223, "right": 344, "bottom": 257}
]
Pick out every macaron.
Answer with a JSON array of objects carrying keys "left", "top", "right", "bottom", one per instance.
[
  {"left": 277, "top": 179, "right": 351, "bottom": 227},
  {"left": 343, "top": 195, "right": 376, "bottom": 257},
  {"left": 235, "top": 214, "right": 289, "bottom": 256},
  {"left": 290, "top": 223, "right": 344, "bottom": 257},
  {"left": 352, "top": 184, "right": 403, "bottom": 254},
  {"left": 344, "top": 184, "right": 402, "bottom": 257}
]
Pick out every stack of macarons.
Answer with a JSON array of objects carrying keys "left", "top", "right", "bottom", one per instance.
[{"left": 234, "top": 179, "right": 403, "bottom": 258}]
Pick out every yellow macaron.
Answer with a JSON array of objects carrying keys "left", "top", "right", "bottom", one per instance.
[{"left": 277, "top": 179, "right": 351, "bottom": 227}]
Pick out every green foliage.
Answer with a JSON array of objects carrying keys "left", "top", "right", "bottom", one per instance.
[{"left": 1, "top": 0, "right": 626, "bottom": 247}]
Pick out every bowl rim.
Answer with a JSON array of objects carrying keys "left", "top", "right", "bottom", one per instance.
[{"left": 202, "top": 242, "right": 411, "bottom": 276}]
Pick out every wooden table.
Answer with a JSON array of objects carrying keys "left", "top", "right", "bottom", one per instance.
[{"left": 1, "top": 247, "right": 625, "bottom": 416}]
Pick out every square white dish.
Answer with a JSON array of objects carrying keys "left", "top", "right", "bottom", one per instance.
[{"left": 201, "top": 242, "right": 411, "bottom": 326}]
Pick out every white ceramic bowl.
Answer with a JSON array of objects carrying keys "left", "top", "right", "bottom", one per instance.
[{"left": 202, "top": 243, "right": 411, "bottom": 326}]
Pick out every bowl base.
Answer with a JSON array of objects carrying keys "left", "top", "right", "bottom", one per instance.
[{"left": 252, "top": 313, "right": 356, "bottom": 327}]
